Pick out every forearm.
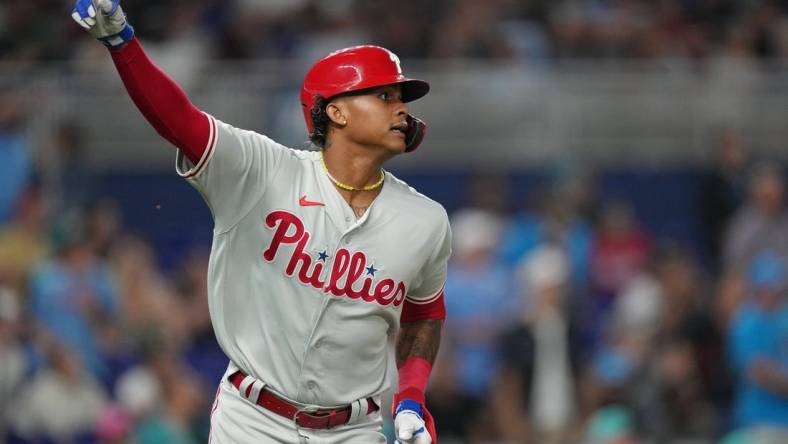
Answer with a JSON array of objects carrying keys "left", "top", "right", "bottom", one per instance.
[
  {"left": 396, "top": 319, "right": 443, "bottom": 367},
  {"left": 109, "top": 37, "right": 208, "bottom": 164},
  {"left": 394, "top": 318, "right": 442, "bottom": 405}
]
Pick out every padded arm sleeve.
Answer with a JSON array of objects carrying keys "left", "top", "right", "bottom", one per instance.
[{"left": 110, "top": 37, "right": 209, "bottom": 164}]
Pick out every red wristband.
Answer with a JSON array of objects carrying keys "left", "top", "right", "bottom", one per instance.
[
  {"left": 395, "top": 358, "right": 438, "bottom": 443},
  {"left": 396, "top": 357, "right": 432, "bottom": 404}
]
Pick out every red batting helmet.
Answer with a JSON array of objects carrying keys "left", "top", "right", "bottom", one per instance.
[{"left": 300, "top": 45, "right": 430, "bottom": 152}]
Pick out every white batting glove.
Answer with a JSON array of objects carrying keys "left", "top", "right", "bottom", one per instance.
[
  {"left": 394, "top": 400, "right": 432, "bottom": 444},
  {"left": 71, "top": 0, "right": 134, "bottom": 48}
]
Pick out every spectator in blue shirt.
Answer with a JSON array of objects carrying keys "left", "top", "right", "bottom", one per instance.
[
  {"left": 0, "top": 93, "right": 32, "bottom": 223},
  {"left": 29, "top": 210, "right": 119, "bottom": 382},
  {"left": 444, "top": 208, "right": 516, "bottom": 401},
  {"left": 727, "top": 251, "right": 788, "bottom": 429}
]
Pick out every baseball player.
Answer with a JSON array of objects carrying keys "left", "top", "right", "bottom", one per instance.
[{"left": 72, "top": 1, "right": 451, "bottom": 443}]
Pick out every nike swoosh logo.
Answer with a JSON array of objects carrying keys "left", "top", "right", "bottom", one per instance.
[{"left": 299, "top": 195, "right": 325, "bottom": 207}]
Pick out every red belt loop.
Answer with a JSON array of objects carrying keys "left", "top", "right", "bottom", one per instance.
[{"left": 228, "top": 371, "right": 378, "bottom": 430}]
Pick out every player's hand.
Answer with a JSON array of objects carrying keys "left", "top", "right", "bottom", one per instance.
[
  {"left": 394, "top": 399, "right": 432, "bottom": 444},
  {"left": 71, "top": 0, "right": 134, "bottom": 48}
]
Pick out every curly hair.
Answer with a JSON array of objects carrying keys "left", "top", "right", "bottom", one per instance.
[{"left": 309, "top": 95, "right": 330, "bottom": 148}]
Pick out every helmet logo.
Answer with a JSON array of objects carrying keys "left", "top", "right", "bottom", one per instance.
[{"left": 388, "top": 51, "right": 402, "bottom": 74}]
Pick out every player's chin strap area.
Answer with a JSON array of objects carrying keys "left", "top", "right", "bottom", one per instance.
[{"left": 228, "top": 368, "right": 379, "bottom": 430}]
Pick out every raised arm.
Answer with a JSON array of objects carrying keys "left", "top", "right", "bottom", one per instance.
[{"left": 72, "top": 0, "right": 209, "bottom": 164}]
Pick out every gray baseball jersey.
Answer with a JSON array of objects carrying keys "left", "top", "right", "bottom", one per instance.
[{"left": 175, "top": 114, "right": 451, "bottom": 407}]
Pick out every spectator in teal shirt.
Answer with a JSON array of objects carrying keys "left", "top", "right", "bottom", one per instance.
[{"left": 727, "top": 252, "right": 788, "bottom": 429}]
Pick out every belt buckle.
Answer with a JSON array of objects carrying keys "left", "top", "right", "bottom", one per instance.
[
  {"left": 294, "top": 405, "right": 339, "bottom": 429},
  {"left": 293, "top": 405, "right": 319, "bottom": 427}
]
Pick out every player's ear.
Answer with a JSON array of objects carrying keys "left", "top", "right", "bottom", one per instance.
[{"left": 325, "top": 101, "right": 348, "bottom": 127}]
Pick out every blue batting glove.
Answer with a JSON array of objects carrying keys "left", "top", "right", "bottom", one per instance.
[
  {"left": 394, "top": 399, "right": 432, "bottom": 444},
  {"left": 71, "top": 0, "right": 134, "bottom": 48}
]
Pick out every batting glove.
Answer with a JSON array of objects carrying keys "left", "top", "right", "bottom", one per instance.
[
  {"left": 71, "top": 0, "right": 134, "bottom": 48},
  {"left": 394, "top": 399, "right": 432, "bottom": 444}
]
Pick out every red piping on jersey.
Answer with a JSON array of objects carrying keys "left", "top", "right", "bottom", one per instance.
[
  {"left": 110, "top": 37, "right": 209, "bottom": 165},
  {"left": 400, "top": 288, "right": 446, "bottom": 322},
  {"left": 405, "top": 285, "right": 445, "bottom": 305},
  {"left": 183, "top": 115, "right": 217, "bottom": 179},
  {"left": 207, "top": 384, "right": 221, "bottom": 444}
]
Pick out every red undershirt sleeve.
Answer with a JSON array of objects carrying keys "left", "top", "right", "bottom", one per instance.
[
  {"left": 110, "top": 37, "right": 209, "bottom": 165},
  {"left": 400, "top": 288, "right": 446, "bottom": 322}
]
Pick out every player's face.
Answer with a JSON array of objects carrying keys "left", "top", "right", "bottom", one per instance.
[{"left": 338, "top": 85, "right": 410, "bottom": 153}]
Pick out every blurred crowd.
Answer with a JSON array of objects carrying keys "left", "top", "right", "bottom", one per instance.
[
  {"left": 1, "top": 1, "right": 788, "bottom": 444},
  {"left": 434, "top": 133, "right": 788, "bottom": 444},
  {"left": 2, "top": 0, "right": 788, "bottom": 66},
  {"left": 1, "top": 101, "right": 220, "bottom": 442},
  {"left": 2, "top": 81, "right": 788, "bottom": 444}
]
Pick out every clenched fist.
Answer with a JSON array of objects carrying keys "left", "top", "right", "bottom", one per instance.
[
  {"left": 394, "top": 399, "right": 432, "bottom": 444},
  {"left": 71, "top": 0, "right": 134, "bottom": 48}
]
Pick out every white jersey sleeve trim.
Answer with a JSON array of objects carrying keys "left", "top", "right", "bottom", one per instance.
[
  {"left": 405, "top": 284, "right": 445, "bottom": 305},
  {"left": 175, "top": 113, "right": 218, "bottom": 180}
]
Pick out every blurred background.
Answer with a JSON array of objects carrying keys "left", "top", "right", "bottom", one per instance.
[{"left": 1, "top": 0, "right": 788, "bottom": 443}]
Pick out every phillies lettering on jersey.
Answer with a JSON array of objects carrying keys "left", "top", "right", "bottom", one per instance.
[
  {"left": 262, "top": 210, "right": 407, "bottom": 306},
  {"left": 175, "top": 114, "right": 451, "bottom": 406}
]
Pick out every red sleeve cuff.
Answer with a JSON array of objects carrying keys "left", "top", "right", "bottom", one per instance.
[{"left": 400, "top": 290, "right": 446, "bottom": 322}]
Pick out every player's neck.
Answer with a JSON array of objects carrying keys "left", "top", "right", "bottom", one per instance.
[{"left": 321, "top": 142, "right": 389, "bottom": 191}]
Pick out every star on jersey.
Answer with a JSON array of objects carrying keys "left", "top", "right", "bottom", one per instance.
[
  {"left": 317, "top": 250, "right": 329, "bottom": 262},
  {"left": 366, "top": 265, "right": 378, "bottom": 276}
]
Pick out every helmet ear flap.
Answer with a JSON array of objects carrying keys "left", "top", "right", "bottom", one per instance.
[{"left": 404, "top": 114, "right": 427, "bottom": 152}]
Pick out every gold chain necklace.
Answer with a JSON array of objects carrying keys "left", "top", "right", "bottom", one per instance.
[{"left": 320, "top": 151, "right": 385, "bottom": 192}]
